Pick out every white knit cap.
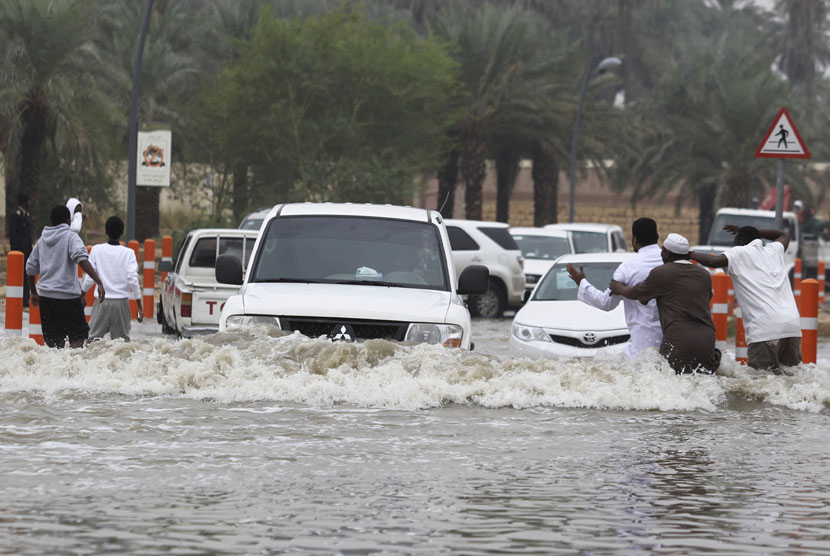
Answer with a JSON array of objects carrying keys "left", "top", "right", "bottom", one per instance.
[{"left": 663, "top": 233, "right": 689, "bottom": 255}]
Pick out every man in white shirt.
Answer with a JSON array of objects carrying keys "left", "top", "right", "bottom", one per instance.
[
  {"left": 566, "top": 218, "right": 663, "bottom": 358},
  {"left": 690, "top": 225, "right": 801, "bottom": 372},
  {"left": 82, "top": 216, "right": 143, "bottom": 341}
]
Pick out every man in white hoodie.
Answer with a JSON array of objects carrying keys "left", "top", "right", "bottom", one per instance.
[
  {"left": 83, "top": 216, "right": 143, "bottom": 341},
  {"left": 66, "top": 197, "right": 84, "bottom": 234},
  {"left": 26, "top": 205, "right": 106, "bottom": 348}
]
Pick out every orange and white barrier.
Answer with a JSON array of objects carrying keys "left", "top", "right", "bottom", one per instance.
[
  {"left": 794, "top": 258, "right": 802, "bottom": 310},
  {"left": 28, "top": 274, "right": 43, "bottom": 345},
  {"left": 734, "top": 301, "right": 747, "bottom": 365},
  {"left": 727, "top": 275, "right": 735, "bottom": 316},
  {"left": 161, "top": 235, "right": 173, "bottom": 283},
  {"left": 819, "top": 261, "right": 825, "bottom": 307},
  {"left": 143, "top": 239, "right": 155, "bottom": 319},
  {"left": 128, "top": 240, "right": 140, "bottom": 320},
  {"left": 712, "top": 273, "right": 729, "bottom": 352},
  {"left": 5, "top": 251, "right": 24, "bottom": 336},
  {"left": 801, "top": 278, "right": 818, "bottom": 364}
]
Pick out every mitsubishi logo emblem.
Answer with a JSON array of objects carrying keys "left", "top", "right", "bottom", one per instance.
[
  {"left": 330, "top": 324, "right": 354, "bottom": 341},
  {"left": 582, "top": 332, "right": 598, "bottom": 345}
]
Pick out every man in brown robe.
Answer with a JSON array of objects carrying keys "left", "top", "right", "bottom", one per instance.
[{"left": 610, "top": 233, "right": 721, "bottom": 374}]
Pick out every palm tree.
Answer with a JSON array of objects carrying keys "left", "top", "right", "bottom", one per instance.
[
  {"left": 776, "top": 0, "right": 830, "bottom": 104},
  {"left": 0, "top": 0, "right": 118, "bottom": 226}
]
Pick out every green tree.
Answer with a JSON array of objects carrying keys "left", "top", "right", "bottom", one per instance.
[{"left": 200, "top": 5, "right": 458, "bottom": 208}]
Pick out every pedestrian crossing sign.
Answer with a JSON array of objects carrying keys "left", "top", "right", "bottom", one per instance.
[{"left": 755, "top": 106, "right": 810, "bottom": 159}]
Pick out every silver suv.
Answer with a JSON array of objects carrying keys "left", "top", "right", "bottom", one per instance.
[{"left": 445, "top": 219, "right": 525, "bottom": 318}]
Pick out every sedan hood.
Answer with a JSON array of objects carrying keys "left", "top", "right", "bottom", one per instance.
[
  {"left": 241, "top": 283, "right": 452, "bottom": 323},
  {"left": 515, "top": 299, "right": 626, "bottom": 332}
]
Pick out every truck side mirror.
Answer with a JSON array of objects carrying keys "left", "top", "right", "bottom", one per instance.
[
  {"left": 458, "top": 265, "right": 489, "bottom": 296},
  {"left": 158, "top": 260, "right": 173, "bottom": 273},
  {"left": 215, "top": 254, "right": 243, "bottom": 285}
]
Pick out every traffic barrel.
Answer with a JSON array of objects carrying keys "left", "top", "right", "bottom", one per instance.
[
  {"left": 5, "top": 251, "right": 24, "bottom": 337},
  {"left": 161, "top": 235, "right": 173, "bottom": 283},
  {"left": 28, "top": 274, "right": 43, "bottom": 345},
  {"left": 712, "top": 272, "right": 730, "bottom": 352},
  {"left": 734, "top": 301, "right": 747, "bottom": 365},
  {"left": 143, "top": 239, "right": 155, "bottom": 319},
  {"left": 128, "top": 240, "right": 140, "bottom": 320},
  {"left": 84, "top": 245, "right": 94, "bottom": 323},
  {"left": 801, "top": 279, "right": 819, "bottom": 364},
  {"left": 794, "top": 258, "right": 802, "bottom": 310},
  {"left": 819, "top": 261, "right": 826, "bottom": 307},
  {"left": 727, "top": 275, "right": 735, "bottom": 316}
]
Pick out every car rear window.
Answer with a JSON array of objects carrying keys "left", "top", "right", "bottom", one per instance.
[
  {"left": 478, "top": 227, "right": 519, "bottom": 250},
  {"left": 447, "top": 226, "right": 480, "bottom": 251},
  {"left": 189, "top": 237, "right": 217, "bottom": 268}
]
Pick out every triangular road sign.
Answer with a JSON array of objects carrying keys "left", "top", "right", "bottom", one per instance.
[{"left": 755, "top": 107, "right": 810, "bottom": 159}]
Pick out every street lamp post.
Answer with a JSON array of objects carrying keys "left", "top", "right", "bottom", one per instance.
[{"left": 568, "top": 56, "right": 622, "bottom": 223}]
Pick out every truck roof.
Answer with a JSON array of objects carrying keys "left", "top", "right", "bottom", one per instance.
[
  {"left": 272, "top": 203, "right": 434, "bottom": 223},
  {"left": 716, "top": 207, "right": 797, "bottom": 219}
]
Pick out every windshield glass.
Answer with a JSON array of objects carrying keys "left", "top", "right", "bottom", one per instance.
[
  {"left": 240, "top": 218, "right": 264, "bottom": 230},
  {"left": 571, "top": 231, "right": 608, "bottom": 253},
  {"left": 708, "top": 214, "right": 795, "bottom": 246},
  {"left": 534, "top": 262, "right": 621, "bottom": 301},
  {"left": 251, "top": 216, "right": 448, "bottom": 290},
  {"left": 513, "top": 235, "right": 570, "bottom": 260}
]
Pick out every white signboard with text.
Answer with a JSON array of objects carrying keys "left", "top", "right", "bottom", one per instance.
[{"left": 136, "top": 130, "right": 172, "bottom": 186}]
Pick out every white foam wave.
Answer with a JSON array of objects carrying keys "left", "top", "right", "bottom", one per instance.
[{"left": 0, "top": 331, "right": 828, "bottom": 412}]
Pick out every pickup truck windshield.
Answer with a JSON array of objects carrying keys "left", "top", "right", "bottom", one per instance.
[
  {"left": 534, "top": 262, "right": 621, "bottom": 301},
  {"left": 251, "top": 216, "right": 449, "bottom": 291},
  {"left": 571, "top": 231, "right": 608, "bottom": 253},
  {"left": 708, "top": 214, "right": 795, "bottom": 246},
  {"left": 513, "top": 235, "right": 570, "bottom": 260}
]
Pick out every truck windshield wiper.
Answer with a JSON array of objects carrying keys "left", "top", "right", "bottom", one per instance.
[{"left": 330, "top": 280, "right": 425, "bottom": 289}]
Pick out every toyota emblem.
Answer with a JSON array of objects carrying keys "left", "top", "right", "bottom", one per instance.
[{"left": 582, "top": 332, "right": 598, "bottom": 345}]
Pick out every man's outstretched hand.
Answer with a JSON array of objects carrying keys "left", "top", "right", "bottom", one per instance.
[
  {"left": 723, "top": 224, "right": 740, "bottom": 236},
  {"left": 566, "top": 263, "right": 586, "bottom": 286}
]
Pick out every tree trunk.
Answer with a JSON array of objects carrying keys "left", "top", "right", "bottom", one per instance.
[
  {"left": 136, "top": 186, "right": 159, "bottom": 241},
  {"left": 532, "top": 144, "right": 559, "bottom": 227},
  {"left": 697, "top": 182, "right": 717, "bottom": 245},
  {"left": 232, "top": 163, "right": 249, "bottom": 222},
  {"left": 436, "top": 149, "right": 459, "bottom": 218},
  {"left": 461, "top": 124, "right": 486, "bottom": 221},
  {"left": 495, "top": 148, "right": 519, "bottom": 224},
  {"left": 19, "top": 97, "right": 47, "bottom": 230}
]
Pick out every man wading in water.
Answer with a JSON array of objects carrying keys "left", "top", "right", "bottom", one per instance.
[
  {"left": 610, "top": 233, "right": 721, "bottom": 374},
  {"left": 566, "top": 217, "right": 663, "bottom": 359}
]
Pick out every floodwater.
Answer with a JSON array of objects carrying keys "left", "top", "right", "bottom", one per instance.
[{"left": 2, "top": 318, "right": 830, "bottom": 555}]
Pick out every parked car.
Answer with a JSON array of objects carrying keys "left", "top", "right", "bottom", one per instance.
[
  {"left": 238, "top": 207, "right": 270, "bottom": 231},
  {"left": 444, "top": 219, "right": 526, "bottom": 318},
  {"left": 509, "top": 252, "right": 632, "bottom": 359},
  {"left": 158, "top": 228, "right": 259, "bottom": 336},
  {"left": 509, "top": 227, "right": 574, "bottom": 292},
  {"left": 691, "top": 207, "right": 799, "bottom": 278},
  {"left": 215, "top": 203, "right": 489, "bottom": 349},
  {"left": 544, "top": 223, "right": 627, "bottom": 253}
]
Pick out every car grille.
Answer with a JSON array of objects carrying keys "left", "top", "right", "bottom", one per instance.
[
  {"left": 549, "top": 334, "right": 630, "bottom": 349},
  {"left": 282, "top": 317, "right": 409, "bottom": 341}
]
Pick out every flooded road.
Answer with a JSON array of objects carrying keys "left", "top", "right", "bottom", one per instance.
[{"left": 2, "top": 319, "right": 830, "bottom": 554}]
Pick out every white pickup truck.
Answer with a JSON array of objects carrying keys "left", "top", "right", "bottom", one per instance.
[{"left": 158, "top": 228, "right": 259, "bottom": 336}]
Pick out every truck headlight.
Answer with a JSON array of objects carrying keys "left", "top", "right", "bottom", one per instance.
[
  {"left": 512, "top": 322, "right": 551, "bottom": 343},
  {"left": 405, "top": 323, "right": 464, "bottom": 348},
  {"left": 225, "top": 315, "right": 281, "bottom": 330}
]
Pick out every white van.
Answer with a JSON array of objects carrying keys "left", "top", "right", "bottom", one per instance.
[{"left": 215, "top": 203, "right": 488, "bottom": 349}]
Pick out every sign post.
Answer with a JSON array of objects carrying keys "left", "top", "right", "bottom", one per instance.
[{"left": 755, "top": 107, "right": 810, "bottom": 229}]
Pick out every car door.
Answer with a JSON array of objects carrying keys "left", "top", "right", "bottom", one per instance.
[{"left": 446, "top": 225, "right": 483, "bottom": 280}]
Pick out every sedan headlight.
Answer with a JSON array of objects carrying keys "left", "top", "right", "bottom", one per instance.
[
  {"left": 225, "top": 315, "right": 282, "bottom": 330},
  {"left": 405, "top": 323, "right": 464, "bottom": 348},
  {"left": 512, "top": 322, "right": 551, "bottom": 343}
]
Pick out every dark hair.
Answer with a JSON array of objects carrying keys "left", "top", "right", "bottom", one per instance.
[
  {"left": 735, "top": 226, "right": 762, "bottom": 246},
  {"left": 632, "top": 217, "right": 658, "bottom": 246},
  {"left": 105, "top": 216, "right": 124, "bottom": 239},
  {"left": 50, "top": 205, "right": 70, "bottom": 226},
  {"left": 17, "top": 193, "right": 29, "bottom": 206}
]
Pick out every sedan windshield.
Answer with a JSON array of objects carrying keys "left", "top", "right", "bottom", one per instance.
[
  {"left": 250, "top": 216, "right": 448, "bottom": 290},
  {"left": 571, "top": 231, "right": 608, "bottom": 253},
  {"left": 708, "top": 214, "right": 795, "bottom": 246},
  {"left": 534, "top": 262, "right": 621, "bottom": 301},
  {"left": 513, "top": 235, "right": 570, "bottom": 260}
]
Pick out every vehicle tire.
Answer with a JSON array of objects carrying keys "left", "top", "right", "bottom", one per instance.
[
  {"left": 158, "top": 300, "right": 175, "bottom": 335},
  {"left": 469, "top": 279, "right": 506, "bottom": 319}
]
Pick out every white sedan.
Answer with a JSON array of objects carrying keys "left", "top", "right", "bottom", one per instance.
[{"left": 509, "top": 253, "right": 633, "bottom": 359}]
